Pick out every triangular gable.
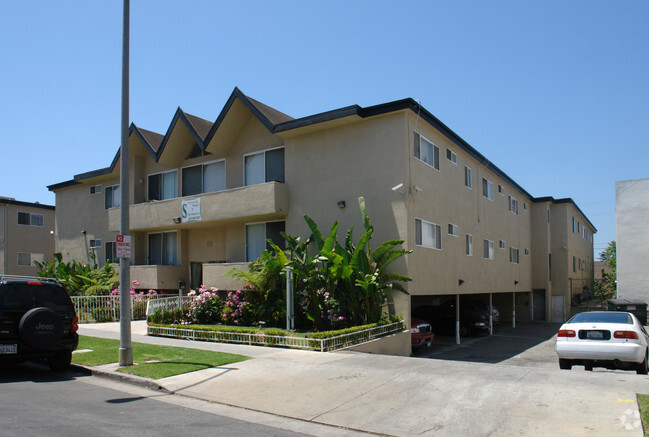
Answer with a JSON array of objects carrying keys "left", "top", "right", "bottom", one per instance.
[{"left": 154, "top": 108, "right": 213, "bottom": 163}]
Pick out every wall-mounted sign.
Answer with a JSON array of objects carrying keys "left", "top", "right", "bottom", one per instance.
[{"left": 181, "top": 198, "right": 201, "bottom": 223}]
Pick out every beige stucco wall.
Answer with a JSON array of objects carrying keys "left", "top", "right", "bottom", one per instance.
[
  {"left": 342, "top": 330, "right": 411, "bottom": 357},
  {"left": 0, "top": 202, "right": 55, "bottom": 275}
]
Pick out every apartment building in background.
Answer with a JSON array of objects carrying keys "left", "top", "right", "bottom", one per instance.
[
  {"left": 616, "top": 178, "right": 649, "bottom": 303},
  {"left": 0, "top": 197, "right": 55, "bottom": 276},
  {"left": 48, "top": 88, "right": 595, "bottom": 345}
]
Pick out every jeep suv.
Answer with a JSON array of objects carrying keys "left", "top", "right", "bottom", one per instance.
[{"left": 0, "top": 276, "right": 79, "bottom": 370}]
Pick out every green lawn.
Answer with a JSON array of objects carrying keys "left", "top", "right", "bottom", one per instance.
[
  {"left": 73, "top": 336, "right": 249, "bottom": 380},
  {"left": 638, "top": 394, "right": 649, "bottom": 436}
]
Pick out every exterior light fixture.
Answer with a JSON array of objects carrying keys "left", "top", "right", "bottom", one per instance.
[
  {"left": 458, "top": 279, "right": 465, "bottom": 286},
  {"left": 172, "top": 217, "right": 181, "bottom": 224},
  {"left": 337, "top": 200, "right": 346, "bottom": 208}
]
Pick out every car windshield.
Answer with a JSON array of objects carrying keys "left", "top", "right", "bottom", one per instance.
[
  {"left": 0, "top": 284, "right": 71, "bottom": 310},
  {"left": 569, "top": 312, "right": 632, "bottom": 324}
]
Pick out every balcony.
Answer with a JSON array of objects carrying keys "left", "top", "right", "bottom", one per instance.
[
  {"left": 130, "top": 265, "right": 186, "bottom": 291},
  {"left": 108, "top": 182, "right": 288, "bottom": 231},
  {"left": 203, "top": 262, "right": 249, "bottom": 290}
]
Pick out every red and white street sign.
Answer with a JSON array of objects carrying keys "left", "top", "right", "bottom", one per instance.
[{"left": 116, "top": 234, "right": 131, "bottom": 259}]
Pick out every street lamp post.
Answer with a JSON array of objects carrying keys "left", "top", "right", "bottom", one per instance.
[{"left": 118, "top": 0, "right": 133, "bottom": 366}]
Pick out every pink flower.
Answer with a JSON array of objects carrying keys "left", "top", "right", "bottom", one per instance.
[
  {"left": 234, "top": 320, "right": 239, "bottom": 325},
  {"left": 324, "top": 292, "right": 330, "bottom": 300},
  {"left": 338, "top": 316, "right": 344, "bottom": 321},
  {"left": 129, "top": 290, "right": 135, "bottom": 295},
  {"left": 236, "top": 290, "right": 242, "bottom": 295},
  {"left": 132, "top": 280, "right": 141, "bottom": 287}
]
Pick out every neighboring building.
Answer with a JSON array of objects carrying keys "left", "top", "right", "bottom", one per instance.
[
  {"left": 616, "top": 178, "right": 649, "bottom": 303},
  {"left": 48, "top": 88, "right": 595, "bottom": 338},
  {"left": 0, "top": 197, "right": 55, "bottom": 276},
  {"left": 594, "top": 261, "right": 609, "bottom": 281}
]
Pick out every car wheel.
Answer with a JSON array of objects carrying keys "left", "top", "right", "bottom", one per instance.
[
  {"left": 584, "top": 362, "right": 593, "bottom": 371},
  {"left": 637, "top": 350, "right": 648, "bottom": 375},
  {"left": 559, "top": 358, "right": 572, "bottom": 370},
  {"left": 48, "top": 351, "right": 72, "bottom": 371},
  {"left": 19, "top": 307, "right": 63, "bottom": 349}
]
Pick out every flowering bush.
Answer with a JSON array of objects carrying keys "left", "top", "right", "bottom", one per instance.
[
  {"left": 222, "top": 290, "right": 254, "bottom": 326},
  {"left": 187, "top": 286, "right": 224, "bottom": 325}
]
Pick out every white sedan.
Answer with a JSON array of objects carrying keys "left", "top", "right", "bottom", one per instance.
[{"left": 555, "top": 311, "right": 649, "bottom": 374}]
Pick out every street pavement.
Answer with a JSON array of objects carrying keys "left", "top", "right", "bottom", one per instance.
[{"left": 77, "top": 321, "right": 648, "bottom": 437}]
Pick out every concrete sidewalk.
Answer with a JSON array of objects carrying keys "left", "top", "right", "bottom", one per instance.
[{"left": 77, "top": 322, "right": 647, "bottom": 437}]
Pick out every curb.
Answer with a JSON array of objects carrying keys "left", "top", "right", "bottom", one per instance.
[{"left": 70, "top": 363, "right": 173, "bottom": 394}]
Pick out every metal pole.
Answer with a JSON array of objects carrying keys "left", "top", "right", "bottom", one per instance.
[
  {"left": 455, "top": 294, "right": 460, "bottom": 345},
  {"left": 118, "top": 0, "right": 133, "bottom": 366},
  {"left": 512, "top": 292, "right": 516, "bottom": 328},
  {"left": 489, "top": 293, "right": 493, "bottom": 336},
  {"left": 286, "top": 266, "right": 293, "bottom": 330}
]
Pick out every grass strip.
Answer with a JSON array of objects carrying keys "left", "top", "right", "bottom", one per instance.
[
  {"left": 638, "top": 394, "right": 649, "bottom": 436},
  {"left": 73, "top": 336, "right": 249, "bottom": 380}
]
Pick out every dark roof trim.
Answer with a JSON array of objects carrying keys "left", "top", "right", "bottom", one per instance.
[
  {"left": 0, "top": 198, "right": 55, "bottom": 210},
  {"left": 533, "top": 196, "right": 597, "bottom": 232},
  {"left": 154, "top": 108, "right": 211, "bottom": 162}
]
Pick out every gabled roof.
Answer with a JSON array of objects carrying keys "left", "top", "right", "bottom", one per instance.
[{"left": 154, "top": 108, "right": 214, "bottom": 161}]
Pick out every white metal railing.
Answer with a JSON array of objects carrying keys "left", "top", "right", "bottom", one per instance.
[
  {"left": 147, "top": 321, "right": 405, "bottom": 352},
  {"left": 145, "top": 296, "right": 193, "bottom": 316},
  {"left": 72, "top": 294, "right": 180, "bottom": 323}
]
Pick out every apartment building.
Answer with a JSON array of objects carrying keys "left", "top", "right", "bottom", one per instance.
[
  {"left": 48, "top": 88, "right": 595, "bottom": 333},
  {"left": 616, "top": 178, "right": 649, "bottom": 303},
  {"left": 0, "top": 197, "right": 55, "bottom": 276}
]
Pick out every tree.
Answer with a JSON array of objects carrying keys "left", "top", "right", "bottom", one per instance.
[{"left": 597, "top": 241, "right": 616, "bottom": 299}]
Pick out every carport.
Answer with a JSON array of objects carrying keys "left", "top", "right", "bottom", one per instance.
[{"left": 412, "top": 291, "right": 534, "bottom": 344}]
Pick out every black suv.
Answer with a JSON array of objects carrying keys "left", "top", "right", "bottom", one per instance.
[{"left": 0, "top": 276, "right": 78, "bottom": 370}]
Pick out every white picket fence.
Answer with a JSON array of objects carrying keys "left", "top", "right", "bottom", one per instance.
[{"left": 71, "top": 294, "right": 188, "bottom": 323}]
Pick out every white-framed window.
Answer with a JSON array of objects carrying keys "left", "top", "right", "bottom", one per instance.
[
  {"left": 17, "top": 212, "right": 43, "bottom": 227},
  {"left": 466, "top": 234, "right": 473, "bottom": 256},
  {"left": 523, "top": 202, "right": 528, "bottom": 211},
  {"left": 483, "top": 239, "right": 495, "bottom": 260},
  {"left": 245, "top": 221, "right": 286, "bottom": 261},
  {"left": 446, "top": 148, "right": 457, "bottom": 164},
  {"left": 89, "top": 239, "right": 102, "bottom": 249},
  {"left": 105, "top": 241, "right": 117, "bottom": 264},
  {"left": 508, "top": 196, "right": 519, "bottom": 215},
  {"left": 464, "top": 166, "right": 472, "bottom": 189},
  {"left": 182, "top": 160, "right": 226, "bottom": 197},
  {"left": 148, "top": 169, "right": 178, "bottom": 201},
  {"left": 577, "top": 221, "right": 581, "bottom": 234},
  {"left": 415, "top": 218, "right": 442, "bottom": 250},
  {"left": 148, "top": 231, "right": 178, "bottom": 266},
  {"left": 509, "top": 247, "right": 520, "bottom": 264},
  {"left": 17, "top": 252, "right": 43, "bottom": 266},
  {"left": 413, "top": 131, "right": 440, "bottom": 171},
  {"left": 244, "top": 147, "right": 285, "bottom": 186},
  {"left": 105, "top": 184, "right": 120, "bottom": 209},
  {"left": 482, "top": 178, "right": 493, "bottom": 200},
  {"left": 499, "top": 240, "right": 506, "bottom": 249},
  {"left": 448, "top": 223, "right": 459, "bottom": 237},
  {"left": 90, "top": 184, "right": 102, "bottom": 195},
  {"left": 498, "top": 185, "right": 504, "bottom": 195},
  {"left": 572, "top": 217, "right": 576, "bottom": 233}
]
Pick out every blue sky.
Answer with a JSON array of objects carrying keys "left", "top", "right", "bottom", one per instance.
[{"left": 1, "top": 1, "right": 647, "bottom": 255}]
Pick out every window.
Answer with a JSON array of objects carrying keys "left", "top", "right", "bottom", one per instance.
[
  {"left": 482, "top": 178, "right": 493, "bottom": 200},
  {"left": 464, "top": 166, "right": 472, "bottom": 188},
  {"left": 446, "top": 148, "right": 457, "bottom": 164},
  {"left": 577, "top": 221, "right": 581, "bottom": 234},
  {"left": 105, "top": 185, "right": 120, "bottom": 209},
  {"left": 182, "top": 160, "right": 225, "bottom": 197},
  {"left": 245, "top": 148, "right": 285, "bottom": 186},
  {"left": 573, "top": 256, "right": 576, "bottom": 273},
  {"left": 523, "top": 202, "right": 528, "bottom": 211},
  {"left": 105, "top": 241, "right": 117, "bottom": 264},
  {"left": 466, "top": 234, "right": 473, "bottom": 256},
  {"left": 525, "top": 248, "right": 530, "bottom": 256},
  {"left": 246, "top": 221, "right": 286, "bottom": 261},
  {"left": 17, "top": 253, "right": 43, "bottom": 266},
  {"left": 483, "top": 239, "right": 494, "bottom": 260},
  {"left": 90, "top": 185, "right": 102, "bottom": 195},
  {"left": 508, "top": 196, "right": 519, "bottom": 215},
  {"left": 572, "top": 217, "right": 576, "bottom": 233},
  {"left": 415, "top": 218, "right": 442, "bottom": 250},
  {"left": 413, "top": 132, "right": 440, "bottom": 171},
  {"left": 509, "top": 247, "right": 520, "bottom": 264},
  {"left": 448, "top": 223, "right": 459, "bottom": 237},
  {"left": 149, "top": 170, "right": 178, "bottom": 200},
  {"left": 498, "top": 185, "right": 504, "bottom": 195},
  {"left": 499, "top": 240, "right": 506, "bottom": 249},
  {"left": 17, "top": 253, "right": 31, "bottom": 266},
  {"left": 17, "top": 212, "right": 43, "bottom": 227},
  {"left": 89, "top": 239, "right": 102, "bottom": 249},
  {"left": 148, "top": 232, "right": 178, "bottom": 266}
]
